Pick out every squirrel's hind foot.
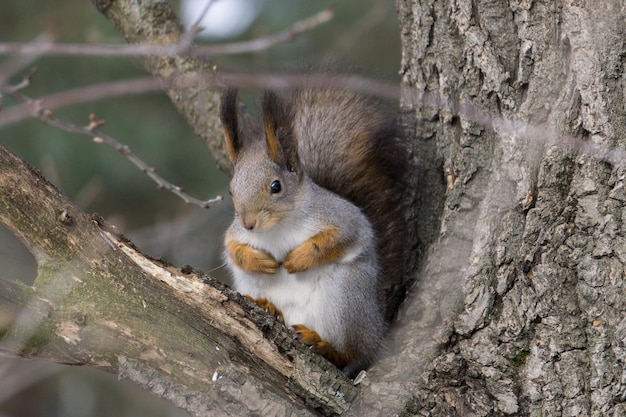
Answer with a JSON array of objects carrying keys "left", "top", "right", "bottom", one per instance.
[
  {"left": 245, "top": 296, "right": 284, "bottom": 323},
  {"left": 292, "top": 324, "right": 352, "bottom": 370}
]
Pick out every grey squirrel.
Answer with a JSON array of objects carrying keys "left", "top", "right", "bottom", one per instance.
[{"left": 220, "top": 87, "right": 408, "bottom": 375}]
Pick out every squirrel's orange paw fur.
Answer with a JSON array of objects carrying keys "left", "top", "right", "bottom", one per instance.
[
  {"left": 283, "top": 227, "right": 346, "bottom": 273},
  {"left": 292, "top": 324, "right": 351, "bottom": 369},
  {"left": 283, "top": 245, "right": 318, "bottom": 273},
  {"left": 227, "top": 240, "right": 280, "bottom": 274},
  {"left": 292, "top": 324, "right": 323, "bottom": 345},
  {"left": 246, "top": 296, "right": 284, "bottom": 323}
]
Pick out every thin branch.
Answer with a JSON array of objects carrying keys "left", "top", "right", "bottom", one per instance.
[
  {"left": 4, "top": 70, "right": 621, "bottom": 172},
  {"left": 0, "top": 77, "right": 162, "bottom": 126},
  {"left": 0, "top": 82, "right": 222, "bottom": 209},
  {"left": 199, "top": 7, "right": 335, "bottom": 55},
  {"left": 0, "top": 72, "right": 400, "bottom": 130},
  {"left": 179, "top": 0, "right": 217, "bottom": 50},
  {"left": 0, "top": 32, "right": 55, "bottom": 84},
  {"left": 221, "top": 72, "right": 401, "bottom": 99},
  {"left": 0, "top": 8, "right": 334, "bottom": 58}
]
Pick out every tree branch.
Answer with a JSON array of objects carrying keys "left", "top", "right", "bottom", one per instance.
[
  {"left": 0, "top": 8, "right": 334, "bottom": 58},
  {"left": 87, "top": 0, "right": 229, "bottom": 173},
  {"left": 0, "top": 145, "right": 354, "bottom": 416},
  {"left": 0, "top": 72, "right": 401, "bottom": 130},
  {"left": 0, "top": 77, "right": 162, "bottom": 127},
  {"left": 1, "top": 82, "right": 222, "bottom": 208}
]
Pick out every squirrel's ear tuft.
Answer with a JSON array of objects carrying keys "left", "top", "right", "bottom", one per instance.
[
  {"left": 261, "top": 90, "right": 300, "bottom": 173},
  {"left": 220, "top": 88, "right": 240, "bottom": 163}
]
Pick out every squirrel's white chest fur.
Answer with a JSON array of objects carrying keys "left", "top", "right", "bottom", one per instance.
[
  {"left": 234, "top": 266, "right": 334, "bottom": 329},
  {"left": 226, "top": 219, "right": 360, "bottom": 345}
]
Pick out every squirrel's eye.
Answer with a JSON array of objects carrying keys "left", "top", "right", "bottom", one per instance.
[{"left": 270, "top": 180, "right": 282, "bottom": 194}]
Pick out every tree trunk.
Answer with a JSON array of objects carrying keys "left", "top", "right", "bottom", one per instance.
[
  {"left": 396, "top": 0, "right": 626, "bottom": 415},
  {"left": 2, "top": 0, "right": 626, "bottom": 416}
]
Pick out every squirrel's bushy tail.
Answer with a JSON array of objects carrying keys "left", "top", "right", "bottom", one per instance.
[{"left": 284, "top": 88, "right": 410, "bottom": 322}]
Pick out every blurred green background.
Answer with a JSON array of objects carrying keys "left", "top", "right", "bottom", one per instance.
[{"left": 0, "top": 1, "right": 400, "bottom": 415}]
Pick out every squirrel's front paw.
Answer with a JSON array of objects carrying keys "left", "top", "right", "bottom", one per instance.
[
  {"left": 283, "top": 245, "right": 317, "bottom": 273},
  {"left": 284, "top": 228, "right": 345, "bottom": 273},
  {"left": 248, "top": 251, "right": 280, "bottom": 274},
  {"left": 227, "top": 240, "right": 280, "bottom": 274}
]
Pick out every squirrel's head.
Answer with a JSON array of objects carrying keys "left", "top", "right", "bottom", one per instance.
[{"left": 220, "top": 88, "right": 304, "bottom": 232}]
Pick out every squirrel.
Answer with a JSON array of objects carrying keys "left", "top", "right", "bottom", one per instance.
[{"left": 219, "top": 86, "right": 408, "bottom": 376}]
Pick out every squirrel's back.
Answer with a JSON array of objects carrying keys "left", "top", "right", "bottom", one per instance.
[{"left": 285, "top": 88, "right": 409, "bottom": 321}]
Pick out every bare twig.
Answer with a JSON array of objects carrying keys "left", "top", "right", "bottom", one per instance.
[
  {"left": 0, "top": 8, "right": 334, "bottom": 58},
  {"left": 0, "top": 32, "right": 55, "bottom": 84},
  {"left": 5, "top": 69, "right": 622, "bottom": 172},
  {"left": 179, "top": 0, "right": 217, "bottom": 50},
  {"left": 220, "top": 72, "right": 401, "bottom": 99},
  {"left": 0, "top": 77, "right": 162, "bottom": 126},
  {"left": 199, "top": 7, "right": 335, "bottom": 55},
  {"left": 0, "top": 71, "right": 399, "bottom": 130},
  {"left": 0, "top": 82, "right": 222, "bottom": 209}
]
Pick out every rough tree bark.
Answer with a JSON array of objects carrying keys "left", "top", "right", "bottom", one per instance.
[
  {"left": 1, "top": 0, "right": 625, "bottom": 416},
  {"left": 0, "top": 146, "right": 356, "bottom": 416},
  {"left": 397, "top": 0, "right": 626, "bottom": 415}
]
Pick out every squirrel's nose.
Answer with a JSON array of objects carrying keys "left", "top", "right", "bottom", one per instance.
[{"left": 241, "top": 216, "right": 256, "bottom": 231}]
